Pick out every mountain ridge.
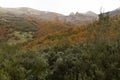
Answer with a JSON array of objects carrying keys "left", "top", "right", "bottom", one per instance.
[{"left": 0, "top": 7, "right": 98, "bottom": 24}]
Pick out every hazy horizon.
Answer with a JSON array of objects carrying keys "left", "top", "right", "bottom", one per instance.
[{"left": 0, "top": 0, "right": 120, "bottom": 15}]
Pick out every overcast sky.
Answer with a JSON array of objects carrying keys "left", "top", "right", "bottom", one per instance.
[{"left": 0, "top": 0, "right": 120, "bottom": 15}]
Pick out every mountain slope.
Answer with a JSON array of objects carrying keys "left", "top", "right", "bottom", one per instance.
[
  {"left": 107, "top": 7, "right": 120, "bottom": 16},
  {"left": 24, "top": 13, "right": 120, "bottom": 49}
]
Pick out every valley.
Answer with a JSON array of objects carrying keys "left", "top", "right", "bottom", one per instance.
[{"left": 0, "top": 7, "right": 120, "bottom": 80}]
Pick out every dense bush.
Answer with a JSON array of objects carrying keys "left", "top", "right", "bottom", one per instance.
[
  {"left": 39, "top": 39, "right": 120, "bottom": 80},
  {"left": 0, "top": 38, "right": 120, "bottom": 80},
  {"left": 0, "top": 43, "right": 48, "bottom": 80}
]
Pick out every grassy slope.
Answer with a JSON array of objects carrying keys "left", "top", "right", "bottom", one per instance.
[{"left": 0, "top": 15, "right": 70, "bottom": 44}]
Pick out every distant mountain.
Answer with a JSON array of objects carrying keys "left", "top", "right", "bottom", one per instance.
[
  {"left": 107, "top": 7, "right": 120, "bottom": 16},
  {"left": 0, "top": 7, "right": 65, "bottom": 21},
  {"left": 0, "top": 7, "right": 98, "bottom": 24},
  {"left": 85, "top": 11, "right": 98, "bottom": 17},
  {"left": 66, "top": 12, "right": 98, "bottom": 24}
]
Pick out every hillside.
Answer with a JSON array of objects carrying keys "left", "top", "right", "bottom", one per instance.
[
  {"left": 23, "top": 12, "right": 120, "bottom": 49},
  {"left": 0, "top": 7, "right": 120, "bottom": 46},
  {"left": 0, "top": 15, "right": 70, "bottom": 44},
  {"left": 0, "top": 6, "right": 120, "bottom": 80}
]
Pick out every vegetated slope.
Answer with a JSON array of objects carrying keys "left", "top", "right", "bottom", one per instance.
[
  {"left": 0, "top": 15, "right": 37, "bottom": 43},
  {"left": 0, "top": 14, "right": 69, "bottom": 44},
  {"left": 0, "top": 7, "right": 120, "bottom": 46},
  {"left": 24, "top": 13, "right": 120, "bottom": 49}
]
